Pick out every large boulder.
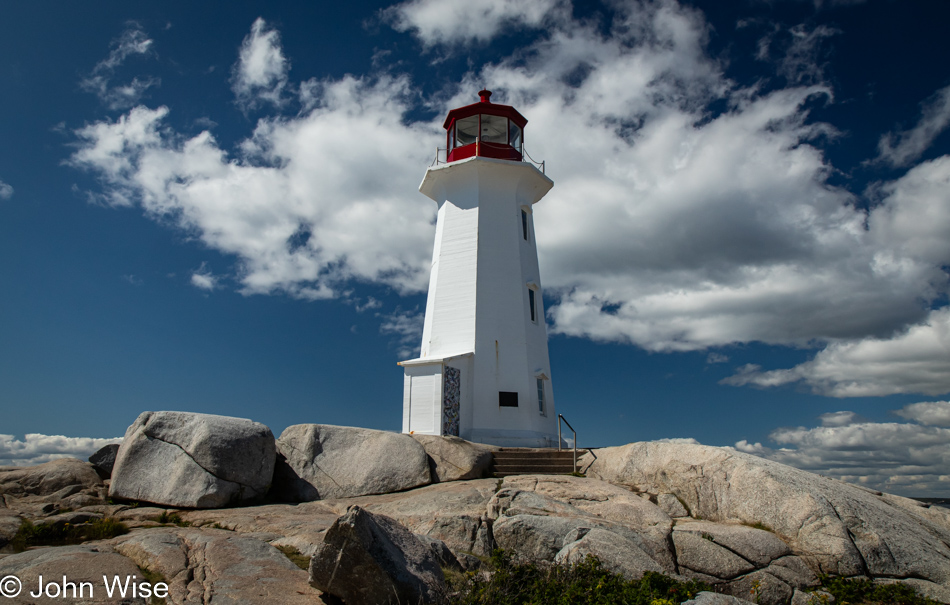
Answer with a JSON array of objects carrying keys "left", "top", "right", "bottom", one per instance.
[
  {"left": 109, "top": 411, "right": 276, "bottom": 509},
  {"left": 309, "top": 505, "right": 445, "bottom": 605},
  {"left": 582, "top": 441, "right": 950, "bottom": 587},
  {"left": 410, "top": 434, "right": 494, "bottom": 482},
  {"left": 273, "top": 424, "right": 431, "bottom": 501}
]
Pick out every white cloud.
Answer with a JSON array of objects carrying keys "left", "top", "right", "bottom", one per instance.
[
  {"left": 69, "top": 2, "right": 950, "bottom": 394},
  {"left": 895, "top": 401, "right": 950, "bottom": 427},
  {"left": 0, "top": 434, "right": 122, "bottom": 466},
  {"left": 876, "top": 84, "right": 950, "bottom": 168},
  {"left": 735, "top": 408, "right": 950, "bottom": 496},
  {"left": 191, "top": 263, "right": 218, "bottom": 291},
  {"left": 384, "top": 0, "right": 565, "bottom": 47},
  {"left": 378, "top": 307, "right": 424, "bottom": 358},
  {"left": 722, "top": 307, "right": 950, "bottom": 397},
  {"left": 232, "top": 18, "right": 290, "bottom": 111},
  {"left": 818, "top": 410, "right": 861, "bottom": 427},
  {"left": 70, "top": 76, "right": 437, "bottom": 300},
  {"left": 706, "top": 352, "right": 729, "bottom": 364},
  {"left": 0, "top": 179, "right": 13, "bottom": 200},
  {"left": 80, "top": 23, "right": 159, "bottom": 110}
]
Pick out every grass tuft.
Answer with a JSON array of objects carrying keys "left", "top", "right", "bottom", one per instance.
[
  {"left": 442, "top": 549, "right": 710, "bottom": 604},
  {"left": 817, "top": 575, "right": 940, "bottom": 605},
  {"left": 9, "top": 517, "right": 128, "bottom": 552},
  {"left": 276, "top": 544, "right": 311, "bottom": 570}
]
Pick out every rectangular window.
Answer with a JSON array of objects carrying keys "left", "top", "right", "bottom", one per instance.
[
  {"left": 455, "top": 116, "right": 479, "bottom": 146},
  {"left": 537, "top": 378, "right": 545, "bottom": 415},
  {"left": 481, "top": 114, "right": 508, "bottom": 144},
  {"left": 499, "top": 391, "right": 519, "bottom": 407},
  {"left": 509, "top": 121, "right": 523, "bottom": 152},
  {"left": 528, "top": 288, "right": 536, "bottom": 322},
  {"left": 521, "top": 210, "right": 528, "bottom": 241}
]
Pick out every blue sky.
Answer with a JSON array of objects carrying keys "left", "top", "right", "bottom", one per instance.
[{"left": 2, "top": 0, "right": 949, "bottom": 497}]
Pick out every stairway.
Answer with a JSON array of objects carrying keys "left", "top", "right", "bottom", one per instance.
[{"left": 491, "top": 448, "right": 587, "bottom": 477}]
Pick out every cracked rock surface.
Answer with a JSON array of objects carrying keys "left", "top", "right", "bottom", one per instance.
[
  {"left": 109, "top": 411, "right": 276, "bottom": 508},
  {"left": 582, "top": 441, "right": 950, "bottom": 595}
]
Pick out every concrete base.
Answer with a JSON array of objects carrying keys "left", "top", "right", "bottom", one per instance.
[{"left": 464, "top": 428, "right": 562, "bottom": 448}]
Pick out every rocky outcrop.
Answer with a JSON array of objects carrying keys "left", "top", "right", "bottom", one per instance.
[
  {"left": 273, "top": 424, "right": 431, "bottom": 501},
  {"left": 0, "top": 544, "right": 149, "bottom": 604},
  {"left": 3, "top": 429, "right": 949, "bottom": 605},
  {"left": 113, "top": 527, "right": 321, "bottom": 604},
  {"left": 109, "top": 411, "right": 276, "bottom": 509},
  {"left": 410, "top": 434, "right": 494, "bottom": 482},
  {"left": 0, "top": 458, "right": 103, "bottom": 498},
  {"left": 309, "top": 505, "right": 445, "bottom": 605},
  {"left": 0, "top": 458, "right": 107, "bottom": 519},
  {"left": 581, "top": 441, "right": 950, "bottom": 587}
]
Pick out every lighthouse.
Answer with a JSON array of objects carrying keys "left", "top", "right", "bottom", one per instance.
[{"left": 399, "top": 90, "right": 559, "bottom": 447}]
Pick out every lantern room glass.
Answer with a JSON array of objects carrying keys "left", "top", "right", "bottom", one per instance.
[
  {"left": 455, "top": 116, "right": 478, "bottom": 148},
  {"left": 509, "top": 121, "right": 522, "bottom": 153},
  {"left": 447, "top": 112, "right": 525, "bottom": 161},
  {"left": 480, "top": 114, "right": 508, "bottom": 144}
]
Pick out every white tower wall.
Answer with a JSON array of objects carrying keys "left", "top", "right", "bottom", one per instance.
[{"left": 401, "top": 155, "right": 558, "bottom": 447}]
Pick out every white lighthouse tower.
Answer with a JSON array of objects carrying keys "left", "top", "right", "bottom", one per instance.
[{"left": 399, "top": 90, "right": 558, "bottom": 447}]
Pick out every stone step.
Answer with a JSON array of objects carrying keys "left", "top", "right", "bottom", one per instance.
[{"left": 489, "top": 448, "right": 587, "bottom": 477}]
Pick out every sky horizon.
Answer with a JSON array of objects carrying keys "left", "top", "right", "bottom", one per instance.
[{"left": 1, "top": 0, "right": 948, "bottom": 497}]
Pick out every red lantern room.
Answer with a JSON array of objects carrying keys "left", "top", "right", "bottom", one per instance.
[{"left": 444, "top": 90, "right": 527, "bottom": 163}]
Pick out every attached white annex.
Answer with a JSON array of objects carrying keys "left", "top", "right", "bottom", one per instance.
[{"left": 399, "top": 90, "right": 559, "bottom": 447}]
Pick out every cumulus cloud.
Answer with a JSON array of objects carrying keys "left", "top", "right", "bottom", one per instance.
[
  {"left": 0, "top": 179, "right": 13, "bottom": 200},
  {"left": 383, "top": 0, "right": 565, "bottom": 47},
  {"left": 895, "top": 401, "right": 950, "bottom": 427},
  {"left": 69, "top": 75, "right": 437, "bottom": 299},
  {"left": 876, "top": 84, "right": 950, "bottom": 168},
  {"left": 735, "top": 402, "right": 950, "bottom": 496},
  {"left": 80, "top": 23, "right": 159, "bottom": 110},
  {"left": 0, "top": 434, "right": 122, "bottom": 466},
  {"left": 69, "top": 4, "right": 950, "bottom": 395},
  {"left": 722, "top": 307, "right": 950, "bottom": 397},
  {"left": 232, "top": 18, "right": 290, "bottom": 110}
]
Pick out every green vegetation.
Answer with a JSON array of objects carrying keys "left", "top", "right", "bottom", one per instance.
[
  {"left": 276, "top": 545, "right": 311, "bottom": 570},
  {"left": 9, "top": 517, "right": 129, "bottom": 552},
  {"left": 137, "top": 565, "right": 168, "bottom": 605},
  {"left": 443, "top": 550, "right": 710, "bottom": 605},
  {"left": 816, "top": 575, "right": 940, "bottom": 605},
  {"left": 154, "top": 511, "right": 190, "bottom": 527}
]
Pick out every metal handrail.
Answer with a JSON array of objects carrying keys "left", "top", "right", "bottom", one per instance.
[
  {"left": 522, "top": 146, "right": 545, "bottom": 174},
  {"left": 557, "top": 414, "right": 577, "bottom": 473},
  {"left": 431, "top": 141, "right": 546, "bottom": 174}
]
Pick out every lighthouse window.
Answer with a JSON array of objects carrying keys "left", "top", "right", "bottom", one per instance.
[
  {"left": 509, "top": 121, "right": 522, "bottom": 152},
  {"left": 481, "top": 114, "right": 508, "bottom": 144},
  {"left": 521, "top": 210, "right": 528, "bottom": 241},
  {"left": 528, "top": 288, "right": 537, "bottom": 323},
  {"left": 499, "top": 391, "right": 519, "bottom": 407},
  {"left": 537, "top": 378, "right": 545, "bottom": 415},
  {"left": 456, "top": 116, "right": 479, "bottom": 147}
]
